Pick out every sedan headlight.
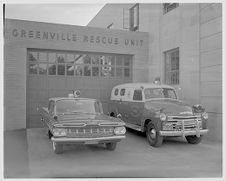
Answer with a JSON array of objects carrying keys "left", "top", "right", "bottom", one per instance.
[
  {"left": 114, "top": 126, "right": 126, "bottom": 135},
  {"left": 160, "top": 113, "right": 167, "bottom": 121},
  {"left": 202, "top": 112, "right": 208, "bottom": 120},
  {"left": 52, "top": 128, "right": 67, "bottom": 137}
]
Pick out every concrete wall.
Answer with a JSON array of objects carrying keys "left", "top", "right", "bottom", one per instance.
[
  {"left": 199, "top": 3, "right": 222, "bottom": 141},
  {"left": 4, "top": 19, "right": 148, "bottom": 130}
]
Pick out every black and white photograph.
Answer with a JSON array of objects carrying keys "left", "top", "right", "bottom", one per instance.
[{"left": 2, "top": 0, "right": 223, "bottom": 179}]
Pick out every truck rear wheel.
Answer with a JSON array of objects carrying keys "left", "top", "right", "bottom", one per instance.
[
  {"left": 146, "top": 122, "right": 163, "bottom": 147},
  {"left": 52, "top": 142, "right": 63, "bottom": 154},
  {"left": 186, "top": 135, "right": 203, "bottom": 144}
]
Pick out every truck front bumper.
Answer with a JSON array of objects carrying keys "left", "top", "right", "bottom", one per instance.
[
  {"left": 159, "top": 129, "right": 208, "bottom": 137},
  {"left": 51, "top": 135, "right": 125, "bottom": 144}
]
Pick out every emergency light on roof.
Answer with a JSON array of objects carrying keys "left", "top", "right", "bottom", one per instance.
[{"left": 68, "top": 90, "right": 81, "bottom": 98}]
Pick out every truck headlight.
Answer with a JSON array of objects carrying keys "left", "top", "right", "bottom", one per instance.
[
  {"left": 114, "top": 126, "right": 126, "bottom": 135},
  {"left": 160, "top": 113, "right": 167, "bottom": 121},
  {"left": 202, "top": 112, "right": 208, "bottom": 120},
  {"left": 53, "top": 128, "right": 67, "bottom": 137}
]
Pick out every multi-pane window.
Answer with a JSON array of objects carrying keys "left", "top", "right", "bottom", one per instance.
[
  {"left": 28, "top": 49, "right": 132, "bottom": 79},
  {"left": 163, "top": 3, "right": 179, "bottom": 14},
  {"left": 164, "top": 48, "right": 179, "bottom": 85}
]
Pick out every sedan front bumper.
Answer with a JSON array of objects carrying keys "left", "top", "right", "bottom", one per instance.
[
  {"left": 51, "top": 135, "right": 125, "bottom": 144},
  {"left": 159, "top": 129, "right": 208, "bottom": 137}
]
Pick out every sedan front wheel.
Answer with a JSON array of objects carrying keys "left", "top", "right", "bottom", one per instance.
[{"left": 52, "top": 141, "right": 63, "bottom": 154}]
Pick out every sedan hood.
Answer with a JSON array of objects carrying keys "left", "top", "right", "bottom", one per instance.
[
  {"left": 55, "top": 113, "right": 124, "bottom": 126},
  {"left": 145, "top": 99, "right": 193, "bottom": 115}
]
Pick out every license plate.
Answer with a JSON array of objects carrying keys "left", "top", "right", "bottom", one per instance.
[{"left": 85, "top": 140, "right": 99, "bottom": 145}]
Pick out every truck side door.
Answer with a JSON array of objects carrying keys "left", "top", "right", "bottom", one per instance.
[{"left": 127, "top": 89, "right": 144, "bottom": 125}]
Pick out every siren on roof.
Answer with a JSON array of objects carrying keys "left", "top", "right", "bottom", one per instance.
[
  {"left": 68, "top": 90, "right": 81, "bottom": 98},
  {"left": 153, "top": 77, "right": 161, "bottom": 85}
]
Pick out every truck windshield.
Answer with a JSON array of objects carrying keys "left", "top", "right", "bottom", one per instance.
[
  {"left": 144, "top": 88, "right": 177, "bottom": 100},
  {"left": 56, "top": 99, "right": 103, "bottom": 114}
]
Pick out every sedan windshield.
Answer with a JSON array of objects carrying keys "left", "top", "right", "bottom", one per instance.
[
  {"left": 56, "top": 99, "right": 103, "bottom": 114},
  {"left": 144, "top": 88, "right": 177, "bottom": 100}
]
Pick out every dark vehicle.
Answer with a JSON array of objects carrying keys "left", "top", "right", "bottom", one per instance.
[
  {"left": 38, "top": 92, "right": 126, "bottom": 154},
  {"left": 109, "top": 83, "right": 208, "bottom": 147}
]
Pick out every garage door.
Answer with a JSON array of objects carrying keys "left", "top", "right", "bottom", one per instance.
[{"left": 26, "top": 49, "right": 132, "bottom": 128}]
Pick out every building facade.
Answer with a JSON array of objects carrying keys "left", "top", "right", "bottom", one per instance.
[
  {"left": 88, "top": 3, "right": 222, "bottom": 141},
  {"left": 4, "top": 19, "right": 148, "bottom": 129}
]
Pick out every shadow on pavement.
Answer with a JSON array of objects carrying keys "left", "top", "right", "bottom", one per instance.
[{"left": 4, "top": 129, "right": 30, "bottom": 178}]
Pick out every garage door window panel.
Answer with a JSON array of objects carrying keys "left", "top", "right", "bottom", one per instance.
[
  {"left": 48, "top": 64, "right": 56, "bottom": 75},
  {"left": 57, "top": 64, "right": 65, "bottom": 75},
  {"left": 29, "top": 63, "right": 38, "bottom": 75},
  {"left": 84, "top": 65, "right": 91, "bottom": 76},
  {"left": 116, "top": 67, "right": 123, "bottom": 77},
  {"left": 84, "top": 55, "right": 91, "bottom": 64},
  {"left": 49, "top": 53, "right": 56, "bottom": 63},
  {"left": 74, "top": 54, "right": 84, "bottom": 64},
  {"left": 92, "top": 66, "right": 99, "bottom": 77},
  {"left": 66, "top": 64, "right": 74, "bottom": 76},
  {"left": 116, "top": 56, "right": 123, "bottom": 66},
  {"left": 39, "top": 52, "right": 48, "bottom": 62},
  {"left": 39, "top": 63, "right": 47, "bottom": 75},
  {"left": 91, "top": 55, "right": 100, "bottom": 65},
  {"left": 28, "top": 51, "right": 38, "bottom": 62},
  {"left": 66, "top": 54, "right": 75, "bottom": 63},
  {"left": 75, "top": 65, "right": 83, "bottom": 76}
]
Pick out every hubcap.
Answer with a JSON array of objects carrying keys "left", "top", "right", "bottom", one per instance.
[{"left": 150, "top": 129, "right": 156, "bottom": 139}]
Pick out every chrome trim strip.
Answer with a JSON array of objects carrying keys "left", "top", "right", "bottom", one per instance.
[
  {"left": 159, "top": 129, "right": 208, "bottom": 136},
  {"left": 51, "top": 135, "right": 126, "bottom": 142},
  {"left": 55, "top": 123, "right": 87, "bottom": 127}
]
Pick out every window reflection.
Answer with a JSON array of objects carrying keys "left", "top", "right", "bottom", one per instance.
[
  {"left": 48, "top": 64, "right": 56, "bottom": 75},
  {"left": 29, "top": 63, "right": 38, "bottom": 74},
  {"left": 66, "top": 64, "right": 74, "bottom": 76},
  {"left": 58, "top": 64, "right": 65, "bottom": 75},
  {"left": 84, "top": 65, "right": 91, "bottom": 76},
  {"left": 28, "top": 52, "right": 38, "bottom": 62},
  {"left": 66, "top": 54, "right": 75, "bottom": 63},
  {"left": 57, "top": 54, "right": 65, "bottom": 63},
  {"left": 92, "top": 67, "right": 99, "bottom": 77},
  {"left": 39, "top": 63, "right": 47, "bottom": 75},
  {"left": 39, "top": 52, "right": 47, "bottom": 62},
  {"left": 75, "top": 65, "right": 83, "bottom": 76},
  {"left": 49, "top": 53, "right": 56, "bottom": 63}
]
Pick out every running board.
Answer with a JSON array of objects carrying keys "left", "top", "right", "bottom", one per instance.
[{"left": 125, "top": 122, "right": 142, "bottom": 132}]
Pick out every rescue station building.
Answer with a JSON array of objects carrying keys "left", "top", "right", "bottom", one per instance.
[
  {"left": 4, "top": 3, "right": 222, "bottom": 142},
  {"left": 4, "top": 19, "right": 148, "bottom": 129}
]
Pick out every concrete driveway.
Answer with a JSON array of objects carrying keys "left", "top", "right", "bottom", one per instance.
[{"left": 4, "top": 128, "right": 222, "bottom": 178}]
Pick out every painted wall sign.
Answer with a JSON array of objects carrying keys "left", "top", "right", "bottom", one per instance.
[{"left": 11, "top": 28, "right": 144, "bottom": 47}]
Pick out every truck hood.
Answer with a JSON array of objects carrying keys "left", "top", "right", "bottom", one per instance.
[
  {"left": 145, "top": 99, "right": 193, "bottom": 115},
  {"left": 55, "top": 113, "right": 124, "bottom": 126}
]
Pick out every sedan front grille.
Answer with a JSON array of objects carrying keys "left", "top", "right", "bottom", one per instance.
[{"left": 67, "top": 126, "right": 114, "bottom": 138}]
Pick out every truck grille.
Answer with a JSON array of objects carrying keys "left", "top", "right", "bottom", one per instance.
[
  {"left": 168, "top": 116, "right": 201, "bottom": 130},
  {"left": 67, "top": 126, "right": 114, "bottom": 138}
]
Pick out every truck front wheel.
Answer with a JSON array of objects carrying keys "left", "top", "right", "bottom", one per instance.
[
  {"left": 186, "top": 135, "right": 203, "bottom": 144},
  {"left": 146, "top": 122, "right": 163, "bottom": 147}
]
